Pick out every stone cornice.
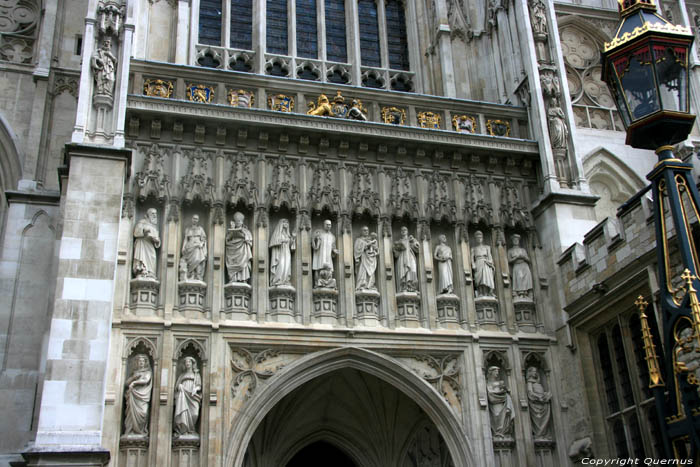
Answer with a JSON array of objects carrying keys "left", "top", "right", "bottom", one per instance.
[{"left": 5, "top": 190, "right": 61, "bottom": 206}]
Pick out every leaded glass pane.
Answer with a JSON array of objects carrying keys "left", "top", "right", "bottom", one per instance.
[
  {"left": 296, "top": 0, "right": 318, "bottom": 58},
  {"left": 358, "top": 0, "right": 380, "bottom": 67},
  {"left": 612, "top": 324, "right": 635, "bottom": 408},
  {"left": 597, "top": 334, "right": 619, "bottom": 413},
  {"left": 385, "top": 0, "right": 409, "bottom": 70},
  {"left": 230, "top": 0, "right": 253, "bottom": 49},
  {"left": 325, "top": 0, "right": 347, "bottom": 62},
  {"left": 613, "top": 420, "right": 629, "bottom": 458},
  {"left": 267, "top": 0, "right": 288, "bottom": 55},
  {"left": 628, "top": 413, "right": 646, "bottom": 459},
  {"left": 199, "top": 0, "right": 222, "bottom": 45}
]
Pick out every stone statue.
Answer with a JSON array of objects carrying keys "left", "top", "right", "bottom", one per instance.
[
  {"left": 181, "top": 215, "right": 207, "bottom": 282},
  {"left": 123, "top": 354, "right": 152, "bottom": 436},
  {"left": 530, "top": 0, "right": 547, "bottom": 35},
  {"left": 225, "top": 212, "right": 253, "bottom": 284},
  {"left": 526, "top": 367, "right": 551, "bottom": 438},
  {"left": 434, "top": 234, "right": 454, "bottom": 294},
  {"left": 675, "top": 327, "right": 700, "bottom": 393},
  {"left": 173, "top": 356, "right": 202, "bottom": 437},
  {"left": 312, "top": 220, "right": 338, "bottom": 288},
  {"left": 354, "top": 226, "right": 378, "bottom": 291},
  {"left": 548, "top": 105, "right": 568, "bottom": 150},
  {"left": 132, "top": 208, "right": 160, "bottom": 280},
  {"left": 269, "top": 218, "right": 296, "bottom": 287},
  {"left": 91, "top": 39, "right": 117, "bottom": 97},
  {"left": 472, "top": 231, "right": 495, "bottom": 297},
  {"left": 486, "top": 366, "right": 515, "bottom": 438},
  {"left": 393, "top": 226, "right": 420, "bottom": 292},
  {"left": 347, "top": 99, "right": 368, "bottom": 121},
  {"left": 508, "top": 234, "right": 533, "bottom": 299}
]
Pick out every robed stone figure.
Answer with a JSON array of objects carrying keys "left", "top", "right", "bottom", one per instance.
[
  {"left": 91, "top": 39, "right": 117, "bottom": 97},
  {"left": 472, "top": 231, "right": 495, "bottom": 297},
  {"left": 132, "top": 208, "right": 160, "bottom": 280},
  {"left": 487, "top": 366, "right": 515, "bottom": 438},
  {"left": 393, "top": 226, "right": 420, "bottom": 292},
  {"left": 312, "top": 220, "right": 338, "bottom": 288},
  {"left": 181, "top": 214, "right": 207, "bottom": 282},
  {"left": 508, "top": 234, "right": 533, "bottom": 299},
  {"left": 173, "top": 356, "right": 202, "bottom": 437},
  {"left": 123, "top": 354, "right": 153, "bottom": 436},
  {"left": 526, "top": 367, "right": 551, "bottom": 438},
  {"left": 225, "top": 212, "right": 253, "bottom": 283},
  {"left": 354, "top": 227, "right": 378, "bottom": 291},
  {"left": 269, "top": 218, "right": 296, "bottom": 287},
  {"left": 434, "top": 234, "right": 454, "bottom": 294}
]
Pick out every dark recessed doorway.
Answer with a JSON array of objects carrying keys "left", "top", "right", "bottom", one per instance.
[{"left": 286, "top": 440, "right": 357, "bottom": 467}]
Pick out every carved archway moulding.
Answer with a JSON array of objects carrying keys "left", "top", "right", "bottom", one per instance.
[{"left": 224, "top": 346, "right": 475, "bottom": 467}]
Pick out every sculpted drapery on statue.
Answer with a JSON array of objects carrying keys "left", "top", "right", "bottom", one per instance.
[
  {"left": 123, "top": 355, "right": 153, "bottom": 437},
  {"left": 132, "top": 208, "right": 160, "bottom": 280},
  {"left": 173, "top": 357, "right": 202, "bottom": 437},
  {"left": 269, "top": 218, "right": 296, "bottom": 287},
  {"left": 472, "top": 231, "right": 495, "bottom": 297},
  {"left": 508, "top": 234, "right": 533, "bottom": 299},
  {"left": 91, "top": 38, "right": 117, "bottom": 97},
  {"left": 312, "top": 220, "right": 338, "bottom": 288},
  {"left": 486, "top": 366, "right": 515, "bottom": 438},
  {"left": 393, "top": 226, "right": 420, "bottom": 292},
  {"left": 434, "top": 234, "right": 454, "bottom": 294},
  {"left": 354, "top": 226, "right": 378, "bottom": 291},
  {"left": 526, "top": 367, "right": 552, "bottom": 438},
  {"left": 225, "top": 212, "right": 253, "bottom": 284},
  {"left": 181, "top": 215, "right": 207, "bottom": 282},
  {"left": 547, "top": 105, "right": 568, "bottom": 150}
]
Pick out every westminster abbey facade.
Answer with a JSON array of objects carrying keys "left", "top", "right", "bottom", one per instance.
[{"left": 0, "top": 0, "right": 699, "bottom": 465}]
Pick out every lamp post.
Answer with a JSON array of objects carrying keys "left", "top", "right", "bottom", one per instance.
[{"left": 601, "top": 0, "right": 699, "bottom": 460}]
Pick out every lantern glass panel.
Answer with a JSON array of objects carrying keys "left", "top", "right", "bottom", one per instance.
[
  {"left": 618, "top": 45, "right": 660, "bottom": 121},
  {"left": 611, "top": 76, "right": 632, "bottom": 128},
  {"left": 653, "top": 44, "right": 688, "bottom": 113}
]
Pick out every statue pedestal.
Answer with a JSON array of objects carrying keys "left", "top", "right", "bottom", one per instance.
[
  {"left": 492, "top": 437, "right": 515, "bottom": 467},
  {"left": 178, "top": 281, "right": 207, "bottom": 317},
  {"left": 223, "top": 282, "right": 252, "bottom": 320},
  {"left": 475, "top": 296, "right": 500, "bottom": 325},
  {"left": 396, "top": 291, "right": 421, "bottom": 327},
  {"left": 514, "top": 297, "right": 536, "bottom": 330},
  {"left": 172, "top": 434, "right": 200, "bottom": 467},
  {"left": 436, "top": 293, "right": 460, "bottom": 327},
  {"left": 119, "top": 434, "right": 148, "bottom": 467},
  {"left": 269, "top": 285, "right": 296, "bottom": 322},
  {"left": 129, "top": 278, "right": 159, "bottom": 314},
  {"left": 312, "top": 288, "right": 338, "bottom": 324},
  {"left": 355, "top": 289, "right": 380, "bottom": 326}
]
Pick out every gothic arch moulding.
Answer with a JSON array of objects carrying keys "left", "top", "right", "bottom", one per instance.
[
  {"left": 583, "top": 148, "right": 645, "bottom": 222},
  {"left": 224, "top": 346, "right": 475, "bottom": 467},
  {"left": 0, "top": 112, "right": 23, "bottom": 192}
]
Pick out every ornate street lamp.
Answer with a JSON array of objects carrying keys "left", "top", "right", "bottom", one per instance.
[{"left": 601, "top": 0, "right": 700, "bottom": 460}]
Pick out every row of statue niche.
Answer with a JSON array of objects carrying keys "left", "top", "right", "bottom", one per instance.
[
  {"left": 131, "top": 210, "right": 534, "bottom": 299},
  {"left": 486, "top": 365, "right": 552, "bottom": 440},
  {"left": 122, "top": 354, "right": 202, "bottom": 439}
]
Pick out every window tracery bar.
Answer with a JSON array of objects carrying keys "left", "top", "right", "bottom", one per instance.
[
  {"left": 267, "top": 0, "right": 289, "bottom": 55},
  {"left": 230, "top": 0, "right": 253, "bottom": 50}
]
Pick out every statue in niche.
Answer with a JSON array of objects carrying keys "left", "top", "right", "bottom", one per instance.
[
  {"left": 472, "top": 231, "right": 495, "bottom": 298},
  {"left": 486, "top": 366, "right": 515, "bottom": 438},
  {"left": 526, "top": 366, "right": 552, "bottom": 438},
  {"left": 91, "top": 38, "right": 117, "bottom": 97},
  {"left": 312, "top": 220, "right": 338, "bottom": 289},
  {"left": 123, "top": 354, "right": 153, "bottom": 436},
  {"left": 173, "top": 356, "right": 202, "bottom": 437},
  {"left": 181, "top": 214, "right": 207, "bottom": 282},
  {"left": 354, "top": 226, "right": 378, "bottom": 291},
  {"left": 132, "top": 208, "right": 160, "bottom": 280},
  {"left": 225, "top": 212, "right": 253, "bottom": 284},
  {"left": 547, "top": 104, "right": 568, "bottom": 150},
  {"left": 434, "top": 234, "right": 454, "bottom": 294},
  {"left": 508, "top": 234, "right": 533, "bottom": 300},
  {"left": 269, "top": 218, "right": 296, "bottom": 287},
  {"left": 530, "top": 0, "right": 547, "bottom": 36},
  {"left": 675, "top": 327, "right": 700, "bottom": 395},
  {"left": 393, "top": 226, "right": 420, "bottom": 293}
]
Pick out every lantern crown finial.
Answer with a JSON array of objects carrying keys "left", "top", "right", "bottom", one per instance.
[{"left": 617, "top": 0, "right": 657, "bottom": 16}]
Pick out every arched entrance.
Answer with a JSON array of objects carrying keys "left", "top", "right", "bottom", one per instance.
[{"left": 226, "top": 347, "right": 473, "bottom": 467}]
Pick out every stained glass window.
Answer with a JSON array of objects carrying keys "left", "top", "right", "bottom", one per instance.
[
  {"left": 597, "top": 334, "right": 619, "bottom": 413},
  {"left": 325, "top": 0, "right": 347, "bottom": 62},
  {"left": 199, "top": 0, "right": 222, "bottom": 46},
  {"left": 296, "top": 0, "right": 318, "bottom": 58},
  {"left": 385, "top": 0, "right": 409, "bottom": 70},
  {"left": 267, "top": 0, "right": 288, "bottom": 55},
  {"left": 612, "top": 324, "right": 635, "bottom": 408},
  {"left": 358, "top": 0, "right": 380, "bottom": 67},
  {"left": 230, "top": 0, "right": 253, "bottom": 50}
]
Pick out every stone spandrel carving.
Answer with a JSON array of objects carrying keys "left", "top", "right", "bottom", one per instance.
[
  {"left": 472, "top": 231, "right": 495, "bottom": 298},
  {"left": 269, "top": 218, "right": 296, "bottom": 287},
  {"left": 181, "top": 214, "right": 207, "bottom": 282},
  {"left": 508, "top": 234, "right": 533, "bottom": 300},
  {"left": 123, "top": 354, "right": 153, "bottom": 437},
  {"left": 526, "top": 367, "right": 551, "bottom": 439},
  {"left": 132, "top": 208, "right": 161, "bottom": 280},
  {"left": 173, "top": 356, "right": 202, "bottom": 438},
  {"left": 394, "top": 226, "right": 420, "bottom": 293},
  {"left": 230, "top": 348, "right": 289, "bottom": 400},
  {"left": 0, "top": 0, "right": 40, "bottom": 64},
  {"left": 434, "top": 235, "right": 454, "bottom": 295},
  {"left": 404, "top": 354, "right": 462, "bottom": 410},
  {"left": 354, "top": 226, "right": 378, "bottom": 291},
  {"left": 225, "top": 212, "right": 253, "bottom": 284},
  {"left": 312, "top": 220, "right": 338, "bottom": 289},
  {"left": 486, "top": 366, "right": 515, "bottom": 438},
  {"left": 91, "top": 38, "right": 117, "bottom": 98}
]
